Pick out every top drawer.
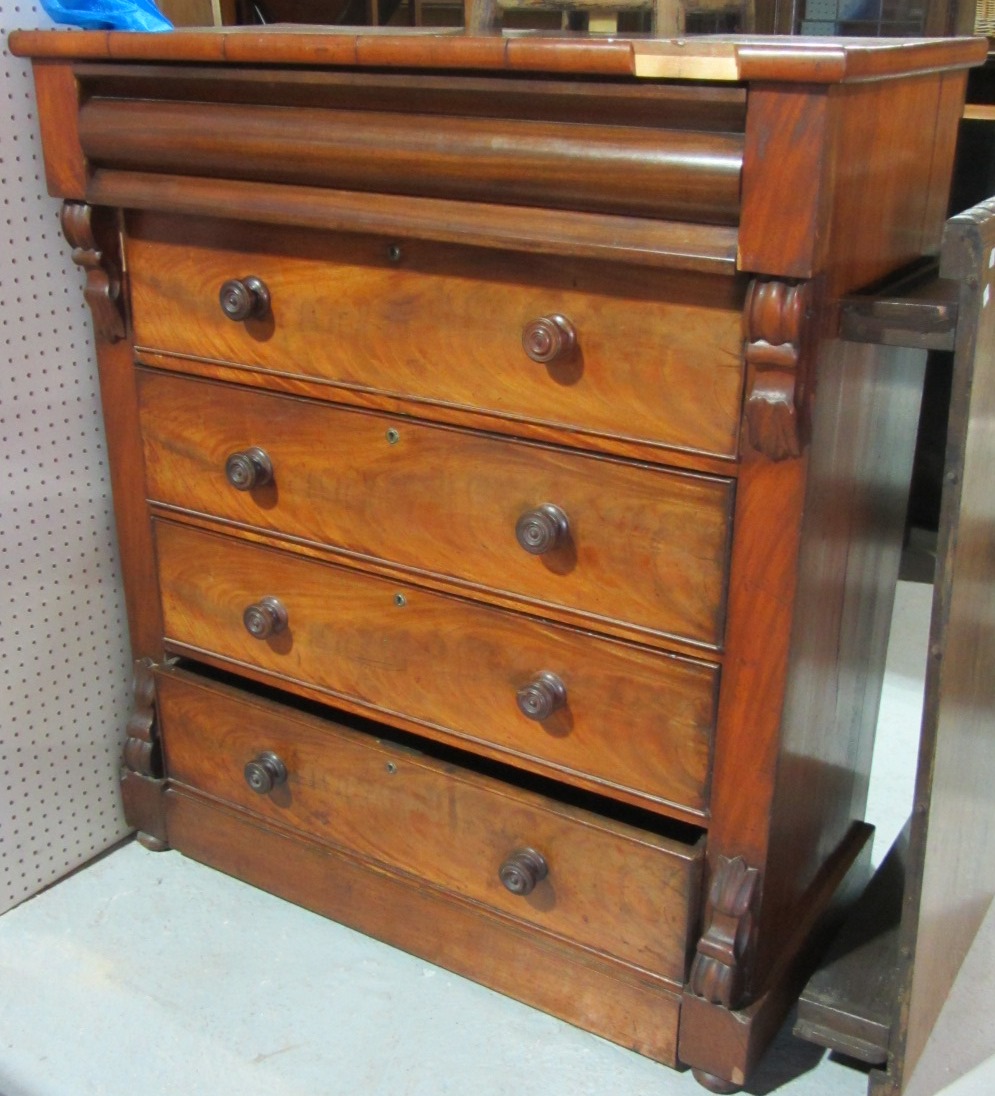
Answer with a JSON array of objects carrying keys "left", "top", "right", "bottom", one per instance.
[{"left": 126, "top": 214, "right": 746, "bottom": 463}]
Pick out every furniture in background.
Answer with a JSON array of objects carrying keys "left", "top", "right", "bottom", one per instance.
[
  {"left": 157, "top": 0, "right": 235, "bottom": 25},
  {"left": 463, "top": 0, "right": 753, "bottom": 34},
  {"left": 464, "top": 0, "right": 683, "bottom": 34},
  {"left": 155, "top": 0, "right": 978, "bottom": 32},
  {"left": 163, "top": 0, "right": 752, "bottom": 29},
  {"left": 9, "top": 28, "right": 985, "bottom": 1094},
  {"left": 793, "top": 197, "right": 995, "bottom": 1096}
]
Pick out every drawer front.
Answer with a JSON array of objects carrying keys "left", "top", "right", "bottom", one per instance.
[
  {"left": 155, "top": 520, "right": 716, "bottom": 817},
  {"left": 82, "top": 98, "right": 742, "bottom": 224},
  {"left": 127, "top": 214, "right": 746, "bottom": 461},
  {"left": 139, "top": 371, "right": 733, "bottom": 648},
  {"left": 157, "top": 665, "right": 704, "bottom": 984}
]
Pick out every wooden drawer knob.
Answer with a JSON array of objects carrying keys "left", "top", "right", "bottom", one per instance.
[
  {"left": 219, "top": 276, "right": 270, "bottom": 322},
  {"left": 522, "top": 314, "right": 576, "bottom": 364},
  {"left": 243, "top": 596, "right": 288, "bottom": 639},
  {"left": 243, "top": 750, "right": 287, "bottom": 794},
  {"left": 499, "top": 847, "right": 548, "bottom": 896},
  {"left": 517, "top": 671, "right": 567, "bottom": 721},
  {"left": 516, "top": 503, "right": 569, "bottom": 555},
  {"left": 225, "top": 446, "right": 273, "bottom": 491}
]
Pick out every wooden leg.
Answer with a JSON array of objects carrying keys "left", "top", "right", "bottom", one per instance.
[
  {"left": 680, "top": 824, "right": 874, "bottom": 1088},
  {"left": 692, "top": 1068, "right": 741, "bottom": 1094},
  {"left": 136, "top": 831, "right": 170, "bottom": 852}
]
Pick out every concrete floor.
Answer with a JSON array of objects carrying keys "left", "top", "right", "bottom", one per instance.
[{"left": 0, "top": 581, "right": 992, "bottom": 1096}]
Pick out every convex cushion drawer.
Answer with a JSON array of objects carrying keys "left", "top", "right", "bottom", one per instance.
[
  {"left": 127, "top": 214, "right": 747, "bottom": 463},
  {"left": 154, "top": 520, "right": 717, "bottom": 818},
  {"left": 139, "top": 370, "right": 733, "bottom": 649},
  {"left": 157, "top": 664, "right": 705, "bottom": 985}
]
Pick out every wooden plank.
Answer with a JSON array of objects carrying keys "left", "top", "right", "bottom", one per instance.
[
  {"left": 921, "top": 72, "right": 971, "bottom": 256},
  {"left": 73, "top": 64, "right": 748, "bottom": 132},
  {"left": 797, "top": 195, "right": 995, "bottom": 1096},
  {"left": 750, "top": 334, "right": 924, "bottom": 985},
  {"left": 794, "top": 821, "right": 910, "bottom": 1066},
  {"left": 89, "top": 170, "right": 740, "bottom": 275},
  {"left": 58, "top": 205, "right": 163, "bottom": 660},
  {"left": 738, "top": 84, "right": 832, "bottom": 279},
  {"left": 8, "top": 30, "right": 987, "bottom": 86},
  {"left": 30, "top": 62, "right": 86, "bottom": 199},
  {"left": 963, "top": 103, "right": 995, "bottom": 121},
  {"left": 839, "top": 265, "right": 959, "bottom": 351},
  {"left": 868, "top": 195, "right": 995, "bottom": 1096}
]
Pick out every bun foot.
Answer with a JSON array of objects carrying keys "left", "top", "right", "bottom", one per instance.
[
  {"left": 136, "top": 832, "right": 170, "bottom": 852},
  {"left": 691, "top": 1068, "right": 741, "bottom": 1094}
]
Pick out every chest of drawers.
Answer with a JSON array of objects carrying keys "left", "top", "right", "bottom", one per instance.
[{"left": 11, "top": 27, "right": 986, "bottom": 1092}]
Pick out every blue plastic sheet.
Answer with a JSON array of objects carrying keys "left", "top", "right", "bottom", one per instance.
[{"left": 40, "top": 0, "right": 172, "bottom": 31}]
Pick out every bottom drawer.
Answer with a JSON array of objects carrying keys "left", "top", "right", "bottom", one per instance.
[
  {"left": 165, "top": 788, "right": 686, "bottom": 1065},
  {"left": 158, "top": 664, "right": 704, "bottom": 988}
]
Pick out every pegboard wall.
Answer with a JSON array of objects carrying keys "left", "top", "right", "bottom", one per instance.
[{"left": 1, "top": 3, "right": 134, "bottom": 914}]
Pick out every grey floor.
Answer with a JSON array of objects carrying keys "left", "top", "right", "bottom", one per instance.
[{"left": 1, "top": 581, "right": 993, "bottom": 1096}]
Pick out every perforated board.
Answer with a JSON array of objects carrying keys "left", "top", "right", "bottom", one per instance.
[{"left": 1, "top": 3, "right": 133, "bottom": 914}]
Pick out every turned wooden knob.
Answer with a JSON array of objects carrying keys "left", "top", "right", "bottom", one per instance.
[
  {"left": 522, "top": 314, "right": 576, "bottom": 364},
  {"left": 517, "top": 671, "right": 567, "bottom": 721},
  {"left": 516, "top": 503, "right": 569, "bottom": 555},
  {"left": 243, "top": 596, "right": 288, "bottom": 639},
  {"left": 499, "top": 847, "right": 548, "bottom": 896},
  {"left": 219, "top": 276, "right": 270, "bottom": 321},
  {"left": 225, "top": 447, "right": 273, "bottom": 491},
  {"left": 244, "top": 751, "right": 287, "bottom": 794}
]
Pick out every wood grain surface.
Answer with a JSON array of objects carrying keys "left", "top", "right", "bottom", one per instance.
[
  {"left": 138, "top": 370, "right": 733, "bottom": 649},
  {"left": 9, "top": 30, "right": 986, "bottom": 85},
  {"left": 872, "top": 198, "right": 995, "bottom": 1096},
  {"left": 165, "top": 786, "right": 687, "bottom": 1064},
  {"left": 76, "top": 65, "right": 748, "bottom": 132},
  {"left": 10, "top": 27, "right": 985, "bottom": 1093},
  {"left": 30, "top": 61, "right": 85, "bottom": 199},
  {"left": 155, "top": 520, "right": 717, "bottom": 818},
  {"left": 127, "top": 215, "right": 747, "bottom": 463},
  {"left": 158, "top": 665, "right": 703, "bottom": 983},
  {"left": 80, "top": 97, "right": 743, "bottom": 225},
  {"left": 740, "top": 73, "right": 969, "bottom": 293}
]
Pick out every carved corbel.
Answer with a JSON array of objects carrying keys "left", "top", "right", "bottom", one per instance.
[
  {"left": 123, "top": 657, "right": 162, "bottom": 780},
  {"left": 743, "top": 279, "right": 813, "bottom": 461},
  {"left": 60, "top": 201, "right": 126, "bottom": 344},
  {"left": 122, "top": 657, "right": 169, "bottom": 851},
  {"left": 688, "top": 855, "right": 761, "bottom": 1010}
]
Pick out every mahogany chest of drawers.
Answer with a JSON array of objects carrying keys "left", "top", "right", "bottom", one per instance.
[{"left": 11, "top": 27, "right": 986, "bottom": 1092}]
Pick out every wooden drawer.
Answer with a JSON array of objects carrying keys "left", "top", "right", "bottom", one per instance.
[
  {"left": 139, "top": 370, "right": 733, "bottom": 649},
  {"left": 127, "top": 214, "right": 746, "bottom": 462},
  {"left": 155, "top": 520, "right": 717, "bottom": 819},
  {"left": 157, "top": 664, "right": 705, "bottom": 985}
]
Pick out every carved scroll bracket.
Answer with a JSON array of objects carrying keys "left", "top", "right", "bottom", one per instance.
[
  {"left": 60, "top": 201, "right": 126, "bottom": 344},
  {"left": 123, "top": 657, "right": 163, "bottom": 780},
  {"left": 122, "top": 657, "right": 171, "bottom": 851},
  {"left": 743, "top": 279, "right": 813, "bottom": 461},
  {"left": 689, "top": 855, "right": 761, "bottom": 1010}
]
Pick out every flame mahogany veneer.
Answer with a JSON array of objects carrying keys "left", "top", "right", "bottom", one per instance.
[{"left": 10, "top": 27, "right": 986, "bottom": 1092}]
